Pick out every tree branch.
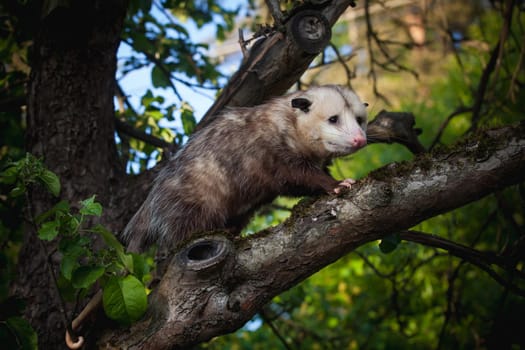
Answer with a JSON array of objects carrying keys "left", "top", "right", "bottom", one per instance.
[
  {"left": 399, "top": 230, "right": 525, "bottom": 296},
  {"left": 264, "top": 0, "right": 284, "bottom": 25},
  {"left": 114, "top": 118, "right": 175, "bottom": 151},
  {"left": 100, "top": 122, "right": 525, "bottom": 349},
  {"left": 196, "top": 0, "right": 355, "bottom": 130}
]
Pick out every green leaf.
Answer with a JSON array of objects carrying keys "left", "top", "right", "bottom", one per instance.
[
  {"left": 146, "top": 109, "right": 164, "bottom": 121},
  {"left": 103, "top": 275, "right": 148, "bottom": 325},
  {"left": 181, "top": 104, "right": 196, "bottom": 135},
  {"left": 137, "top": 0, "right": 152, "bottom": 12},
  {"left": 60, "top": 254, "right": 79, "bottom": 281},
  {"left": 80, "top": 195, "right": 102, "bottom": 217},
  {"left": 151, "top": 65, "right": 171, "bottom": 88},
  {"left": 91, "top": 224, "right": 131, "bottom": 269},
  {"left": 130, "top": 253, "right": 150, "bottom": 282},
  {"left": 379, "top": 233, "right": 401, "bottom": 254},
  {"left": 140, "top": 89, "right": 154, "bottom": 108},
  {"left": 60, "top": 244, "right": 86, "bottom": 280},
  {"left": 121, "top": 253, "right": 134, "bottom": 273},
  {"left": 0, "top": 166, "right": 18, "bottom": 184},
  {"left": 61, "top": 213, "right": 81, "bottom": 235},
  {"left": 38, "top": 169, "right": 60, "bottom": 197},
  {"left": 132, "top": 33, "right": 152, "bottom": 53},
  {"left": 92, "top": 224, "right": 122, "bottom": 252},
  {"left": 71, "top": 265, "right": 105, "bottom": 289},
  {"left": 56, "top": 274, "right": 77, "bottom": 302},
  {"left": 1, "top": 317, "right": 38, "bottom": 350},
  {"left": 37, "top": 220, "right": 59, "bottom": 241},
  {"left": 216, "top": 24, "right": 226, "bottom": 41},
  {"left": 35, "top": 200, "right": 70, "bottom": 224},
  {"left": 9, "top": 186, "right": 25, "bottom": 197}
]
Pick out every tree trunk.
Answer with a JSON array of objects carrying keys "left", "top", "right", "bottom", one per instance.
[{"left": 13, "top": 2, "right": 128, "bottom": 349}]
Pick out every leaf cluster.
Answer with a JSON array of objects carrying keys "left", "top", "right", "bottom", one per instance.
[
  {"left": 0, "top": 155, "right": 155, "bottom": 347},
  {"left": 117, "top": 0, "right": 239, "bottom": 172}
]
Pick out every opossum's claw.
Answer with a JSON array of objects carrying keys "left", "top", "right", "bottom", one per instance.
[{"left": 333, "top": 178, "right": 356, "bottom": 194}]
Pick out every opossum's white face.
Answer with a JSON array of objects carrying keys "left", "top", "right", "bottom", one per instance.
[{"left": 292, "top": 85, "right": 368, "bottom": 159}]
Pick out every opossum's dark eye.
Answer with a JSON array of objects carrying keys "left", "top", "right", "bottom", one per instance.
[
  {"left": 328, "top": 115, "right": 339, "bottom": 124},
  {"left": 356, "top": 116, "right": 364, "bottom": 125}
]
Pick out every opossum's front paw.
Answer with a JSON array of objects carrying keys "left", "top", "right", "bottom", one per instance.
[{"left": 333, "top": 178, "right": 356, "bottom": 194}]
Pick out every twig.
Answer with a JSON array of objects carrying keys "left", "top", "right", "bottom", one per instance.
[
  {"left": 329, "top": 42, "right": 355, "bottom": 83},
  {"left": 24, "top": 192, "right": 79, "bottom": 345},
  {"left": 468, "top": 40, "right": 501, "bottom": 131},
  {"left": 399, "top": 252, "right": 446, "bottom": 289},
  {"left": 238, "top": 29, "right": 248, "bottom": 58},
  {"left": 429, "top": 106, "right": 473, "bottom": 151},
  {"left": 120, "top": 38, "right": 183, "bottom": 101},
  {"left": 114, "top": 118, "right": 176, "bottom": 151},
  {"left": 364, "top": 0, "right": 390, "bottom": 104},
  {"left": 264, "top": 0, "right": 284, "bottom": 26},
  {"left": 491, "top": 0, "right": 515, "bottom": 95},
  {"left": 469, "top": 0, "right": 515, "bottom": 131},
  {"left": 260, "top": 309, "right": 293, "bottom": 350},
  {"left": 307, "top": 52, "right": 357, "bottom": 70},
  {"left": 436, "top": 260, "right": 466, "bottom": 350},
  {"left": 354, "top": 250, "right": 394, "bottom": 279},
  {"left": 400, "top": 230, "right": 525, "bottom": 297},
  {"left": 114, "top": 83, "right": 178, "bottom": 153},
  {"left": 196, "top": 31, "right": 284, "bottom": 130},
  {"left": 508, "top": 33, "right": 525, "bottom": 102},
  {"left": 363, "top": 0, "right": 419, "bottom": 103}
]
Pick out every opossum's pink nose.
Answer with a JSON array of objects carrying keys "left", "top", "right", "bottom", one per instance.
[{"left": 352, "top": 136, "right": 367, "bottom": 148}]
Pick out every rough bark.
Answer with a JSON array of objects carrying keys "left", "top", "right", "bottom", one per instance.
[
  {"left": 99, "top": 123, "right": 525, "bottom": 349},
  {"left": 13, "top": 2, "right": 128, "bottom": 349}
]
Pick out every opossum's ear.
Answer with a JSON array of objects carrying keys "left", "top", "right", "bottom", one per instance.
[{"left": 291, "top": 98, "right": 312, "bottom": 113}]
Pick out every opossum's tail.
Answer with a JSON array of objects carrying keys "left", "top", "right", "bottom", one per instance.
[{"left": 121, "top": 202, "right": 152, "bottom": 253}]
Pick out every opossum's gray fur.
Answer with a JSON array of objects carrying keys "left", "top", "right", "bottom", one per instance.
[{"left": 123, "top": 85, "right": 367, "bottom": 252}]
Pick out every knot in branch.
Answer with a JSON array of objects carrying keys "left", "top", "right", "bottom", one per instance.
[
  {"left": 176, "top": 235, "right": 233, "bottom": 277},
  {"left": 290, "top": 10, "right": 331, "bottom": 54}
]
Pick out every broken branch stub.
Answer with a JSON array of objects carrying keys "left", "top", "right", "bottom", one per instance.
[{"left": 367, "top": 110, "right": 426, "bottom": 154}]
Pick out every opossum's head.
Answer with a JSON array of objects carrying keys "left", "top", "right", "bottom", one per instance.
[{"left": 291, "top": 85, "right": 368, "bottom": 158}]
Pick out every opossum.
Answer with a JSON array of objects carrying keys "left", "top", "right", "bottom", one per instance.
[{"left": 123, "top": 85, "right": 367, "bottom": 252}]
